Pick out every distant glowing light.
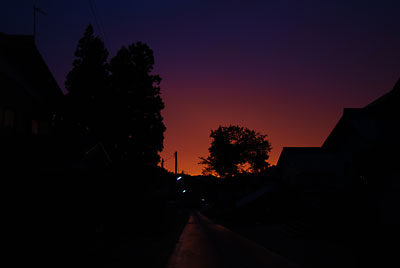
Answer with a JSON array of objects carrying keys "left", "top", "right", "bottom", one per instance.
[
  {"left": 182, "top": 190, "right": 186, "bottom": 193},
  {"left": 201, "top": 198, "right": 205, "bottom": 202},
  {"left": 177, "top": 176, "right": 182, "bottom": 181}
]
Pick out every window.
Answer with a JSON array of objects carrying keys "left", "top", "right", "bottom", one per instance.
[
  {"left": 39, "top": 121, "right": 49, "bottom": 135},
  {"left": 32, "top": 120, "right": 39, "bottom": 135},
  {"left": 4, "top": 109, "right": 15, "bottom": 128},
  {"left": 0, "top": 106, "right": 3, "bottom": 126}
]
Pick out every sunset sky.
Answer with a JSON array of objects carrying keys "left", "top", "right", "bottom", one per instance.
[{"left": 2, "top": 0, "right": 400, "bottom": 174}]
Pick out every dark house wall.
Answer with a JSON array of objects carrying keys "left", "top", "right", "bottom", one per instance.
[
  {"left": 0, "top": 33, "right": 63, "bottom": 172},
  {"left": 277, "top": 79, "right": 399, "bottom": 193}
]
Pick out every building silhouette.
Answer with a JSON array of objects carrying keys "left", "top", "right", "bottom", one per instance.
[
  {"left": 277, "top": 78, "right": 400, "bottom": 222},
  {"left": 0, "top": 33, "right": 63, "bottom": 172}
]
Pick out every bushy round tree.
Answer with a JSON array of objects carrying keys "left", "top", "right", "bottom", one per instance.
[{"left": 200, "top": 125, "right": 271, "bottom": 178}]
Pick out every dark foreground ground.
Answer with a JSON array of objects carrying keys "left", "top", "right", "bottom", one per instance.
[
  {"left": 205, "top": 211, "right": 355, "bottom": 268},
  {"left": 167, "top": 211, "right": 301, "bottom": 268},
  {"left": 5, "top": 171, "right": 400, "bottom": 268},
  {"left": 204, "top": 197, "right": 400, "bottom": 268},
  {"left": 4, "top": 171, "right": 189, "bottom": 268}
]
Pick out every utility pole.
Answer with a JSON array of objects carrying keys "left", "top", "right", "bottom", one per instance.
[
  {"left": 33, "top": 5, "right": 47, "bottom": 41},
  {"left": 174, "top": 151, "right": 178, "bottom": 175}
]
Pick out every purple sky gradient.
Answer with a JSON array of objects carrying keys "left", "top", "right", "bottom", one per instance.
[{"left": 2, "top": 0, "right": 400, "bottom": 174}]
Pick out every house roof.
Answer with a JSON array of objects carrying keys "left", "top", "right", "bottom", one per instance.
[
  {"left": 277, "top": 146, "right": 342, "bottom": 175},
  {"left": 365, "top": 78, "right": 400, "bottom": 110},
  {"left": 0, "top": 32, "right": 62, "bottom": 104},
  {"left": 322, "top": 78, "right": 400, "bottom": 150},
  {"left": 277, "top": 147, "right": 322, "bottom": 167}
]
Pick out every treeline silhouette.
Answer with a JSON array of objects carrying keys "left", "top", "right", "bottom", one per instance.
[
  {"left": 56, "top": 24, "right": 165, "bottom": 171},
  {"left": 2, "top": 25, "right": 185, "bottom": 268},
  {"left": 48, "top": 24, "right": 178, "bottom": 267}
]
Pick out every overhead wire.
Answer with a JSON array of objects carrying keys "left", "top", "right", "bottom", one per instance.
[
  {"left": 91, "top": 0, "right": 110, "bottom": 49},
  {"left": 163, "top": 153, "right": 175, "bottom": 163},
  {"left": 88, "top": 0, "right": 109, "bottom": 50}
]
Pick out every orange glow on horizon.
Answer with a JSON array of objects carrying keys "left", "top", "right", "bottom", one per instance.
[{"left": 159, "top": 76, "right": 398, "bottom": 175}]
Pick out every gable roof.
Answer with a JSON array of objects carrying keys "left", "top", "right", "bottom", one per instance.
[
  {"left": 322, "top": 78, "right": 400, "bottom": 150},
  {"left": 277, "top": 146, "right": 343, "bottom": 177},
  {"left": 0, "top": 33, "right": 62, "bottom": 104},
  {"left": 365, "top": 78, "right": 400, "bottom": 110},
  {"left": 277, "top": 147, "right": 322, "bottom": 167}
]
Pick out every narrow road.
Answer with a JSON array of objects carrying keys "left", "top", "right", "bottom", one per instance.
[{"left": 166, "top": 211, "right": 302, "bottom": 268}]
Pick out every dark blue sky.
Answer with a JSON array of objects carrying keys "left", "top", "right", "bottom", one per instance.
[{"left": 2, "top": 0, "right": 400, "bottom": 174}]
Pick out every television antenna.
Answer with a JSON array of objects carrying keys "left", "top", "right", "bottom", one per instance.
[{"left": 33, "top": 4, "right": 47, "bottom": 41}]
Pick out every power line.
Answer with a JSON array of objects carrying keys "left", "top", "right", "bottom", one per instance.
[
  {"left": 88, "top": 0, "right": 101, "bottom": 34},
  {"left": 88, "top": 0, "right": 108, "bottom": 49},
  {"left": 164, "top": 153, "right": 175, "bottom": 162},
  {"left": 161, "top": 151, "right": 178, "bottom": 174},
  {"left": 91, "top": 0, "right": 109, "bottom": 49}
]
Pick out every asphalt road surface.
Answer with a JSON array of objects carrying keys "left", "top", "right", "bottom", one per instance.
[{"left": 166, "top": 211, "right": 302, "bottom": 268}]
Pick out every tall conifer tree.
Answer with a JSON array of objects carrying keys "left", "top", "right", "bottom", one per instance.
[
  {"left": 65, "top": 24, "right": 109, "bottom": 142},
  {"left": 109, "top": 43, "right": 165, "bottom": 166}
]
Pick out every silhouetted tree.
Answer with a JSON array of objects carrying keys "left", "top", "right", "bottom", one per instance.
[
  {"left": 64, "top": 24, "right": 110, "bottom": 145},
  {"left": 61, "top": 24, "right": 165, "bottom": 168},
  {"left": 109, "top": 43, "right": 165, "bottom": 166},
  {"left": 200, "top": 125, "right": 271, "bottom": 178}
]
